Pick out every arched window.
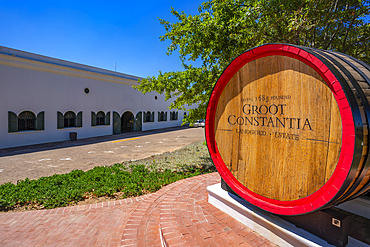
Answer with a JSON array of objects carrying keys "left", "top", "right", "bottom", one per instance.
[
  {"left": 170, "top": 111, "right": 178, "bottom": 121},
  {"left": 144, "top": 111, "right": 154, "bottom": 123},
  {"left": 18, "top": 111, "right": 36, "bottom": 131},
  {"left": 8, "top": 111, "right": 44, "bottom": 132},
  {"left": 96, "top": 111, "right": 105, "bottom": 125},
  {"left": 158, "top": 111, "right": 167, "bottom": 122},
  {"left": 58, "top": 111, "right": 82, "bottom": 129},
  {"left": 64, "top": 111, "right": 76, "bottom": 128},
  {"left": 91, "top": 111, "right": 110, "bottom": 126}
]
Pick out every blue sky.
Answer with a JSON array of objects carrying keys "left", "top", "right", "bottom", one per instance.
[
  {"left": 0, "top": 0, "right": 204, "bottom": 78},
  {"left": 2, "top": 1, "right": 369, "bottom": 79}
]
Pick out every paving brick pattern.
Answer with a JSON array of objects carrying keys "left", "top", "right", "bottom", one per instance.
[{"left": 0, "top": 173, "right": 277, "bottom": 246}]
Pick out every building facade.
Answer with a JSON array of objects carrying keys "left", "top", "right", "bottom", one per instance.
[{"left": 0, "top": 46, "right": 188, "bottom": 149}]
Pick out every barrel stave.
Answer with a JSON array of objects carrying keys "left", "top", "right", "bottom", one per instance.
[
  {"left": 318, "top": 50, "right": 370, "bottom": 203},
  {"left": 300, "top": 48, "right": 364, "bottom": 207}
]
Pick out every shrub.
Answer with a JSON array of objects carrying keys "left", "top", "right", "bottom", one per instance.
[{"left": 0, "top": 163, "right": 214, "bottom": 211}]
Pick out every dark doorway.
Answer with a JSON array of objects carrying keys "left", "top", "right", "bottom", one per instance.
[{"left": 121, "top": 111, "right": 134, "bottom": 132}]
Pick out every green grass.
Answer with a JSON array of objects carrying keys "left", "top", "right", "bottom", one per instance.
[{"left": 0, "top": 163, "right": 215, "bottom": 211}]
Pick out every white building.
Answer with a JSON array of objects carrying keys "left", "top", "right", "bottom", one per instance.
[{"left": 0, "top": 46, "right": 187, "bottom": 149}]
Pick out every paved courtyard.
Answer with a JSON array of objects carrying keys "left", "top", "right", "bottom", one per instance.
[
  {"left": 0, "top": 126, "right": 279, "bottom": 246},
  {"left": 0, "top": 127, "right": 205, "bottom": 184},
  {"left": 0, "top": 172, "right": 279, "bottom": 247}
]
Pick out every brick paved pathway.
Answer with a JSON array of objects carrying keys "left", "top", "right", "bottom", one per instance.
[{"left": 0, "top": 173, "right": 277, "bottom": 246}]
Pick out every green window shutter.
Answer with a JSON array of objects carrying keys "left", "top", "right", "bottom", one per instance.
[
  {"left": 91, "top": 111, "right": 96, "bottom": 126},
  {"left": 36, "top": 111, "right": 45, "bottom": 131},
  {"left": 176, "top": 112, "right": 178, "bottom": 120},
  {"left": 151, "top": 112, "right": 154, "bottom": 122},
  {"left": 106, "top": 112, "right": 110, "bottom": 125},
  {"left": 76, "top": 111, "right": 82, "bottom": 127},
  {"left": 113, "top": 111, "right": 121, "bottom": 134},
  {"left": 158, "top": 112, "right": 161, "bottom": 122},
  {"left": 164, "top": 112, "right": 167, "bottom": 121},
  {"left": 57, "top": 111, "right": 64, "bottom": 129},
  {"left": 8, "top": 111, "right": 18, "bottom": 132},
  {"left": 143, "top": 112, "right": 146, "bottom": 123}
]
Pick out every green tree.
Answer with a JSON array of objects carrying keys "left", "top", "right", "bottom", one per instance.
[{"left": 135, "top": 0, "right": 370, "bottom": 123}]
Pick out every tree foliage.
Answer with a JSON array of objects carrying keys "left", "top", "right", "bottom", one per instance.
[{"left": 135, "top": 0, "right": 370, "bottom": 123}]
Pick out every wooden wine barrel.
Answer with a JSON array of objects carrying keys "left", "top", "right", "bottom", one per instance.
[{"left": 205, "top": 44, "right": 370, "bottom": 215}]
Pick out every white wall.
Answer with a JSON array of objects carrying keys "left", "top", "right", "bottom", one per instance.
[{"left": 0, "top": 47, "right": 188, "bottom": 149}]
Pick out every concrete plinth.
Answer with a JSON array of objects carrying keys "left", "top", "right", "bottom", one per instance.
[
  {"left": 336, "top": 197, "right": 370, "bottom": 220},
  {"left": 207, "top": 183, "right": 369, "bottom": 247}
]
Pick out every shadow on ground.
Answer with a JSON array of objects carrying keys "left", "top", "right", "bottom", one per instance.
[{"left": 0, "top": 126, "right": 191, "bottom": 158}]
